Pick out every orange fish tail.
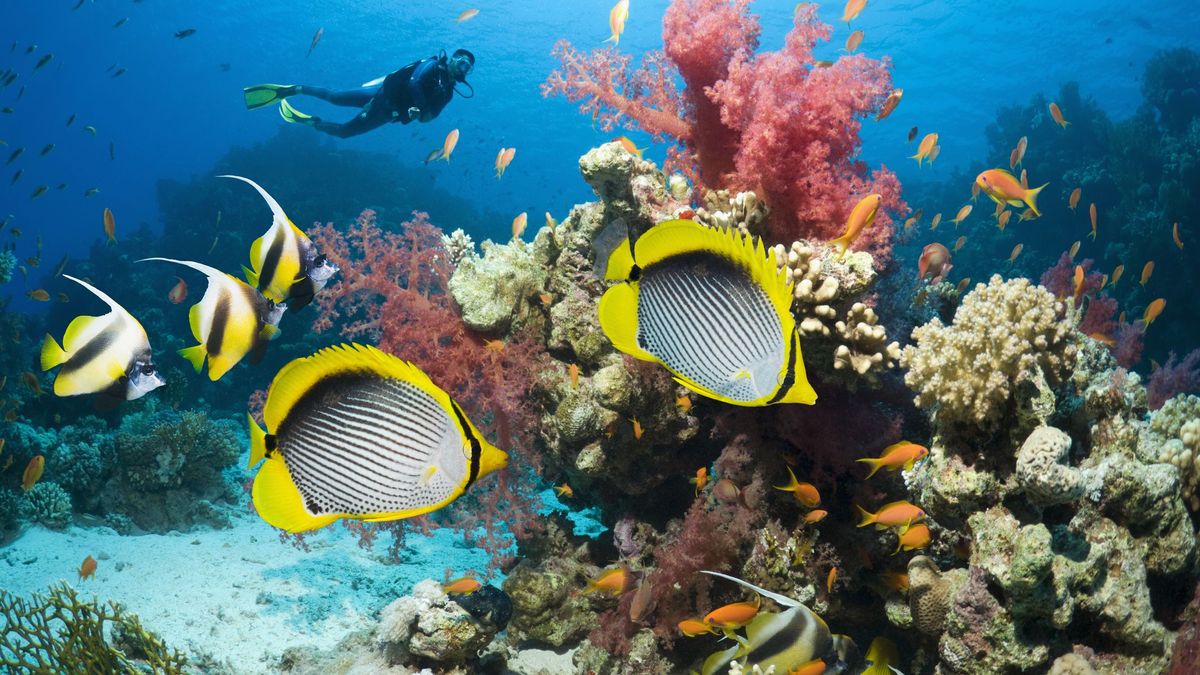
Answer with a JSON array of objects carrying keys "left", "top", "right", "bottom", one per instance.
[
  {"left": 829, "top": 236, "right": 850, "bottom": 261},
  {"left": 856, "top": 457, "right": 882, "bottom": 479},
  {"left": 855, "top": 504, "right": 875, "bottom": 528},
  {"left": 1023, "top": 183, "right": 1047, "bottom": 218}
]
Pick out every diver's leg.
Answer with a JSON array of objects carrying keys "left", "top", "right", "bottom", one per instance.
[
  {"left": 297, "top": 85, "right": 379, "bottom": 108},
  {"left": 311, "top": 105, "right": 391, "bottom": 139}
]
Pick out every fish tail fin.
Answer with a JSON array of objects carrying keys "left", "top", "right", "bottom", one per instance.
[
  {"left": 1088, "top": 230, "right": 1097, "bottom": 241},
  {"left": 829, "top": 236, "right": 850, "bottom": 261},
  {"left": 855, "top": 504, "right": 876, "bottom": 528},
  {"left": 178, "top": 344, "right": 207, "bottom": 373},
  {"left": 1024, "top": 182, "right": 1047, "bottom": 217},
  {"left": 856, "top": 457, "right": 882, "bottom": 479},
  {"left": 604, "top": 34, "right": 619, "bottom": 45},
  {"left": 247, "top": 413, "right": 270, "bottom": 468},
  {"left": 40, "top": 334, "right": 67, "bottom": 370}
]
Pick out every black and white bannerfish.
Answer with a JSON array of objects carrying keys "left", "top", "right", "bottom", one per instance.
[
  {"left": 246, "top": 343, "right": 508, "bottom": 533},
  {"left": 40, "top": 274, "right": 165, "bottom": 401},
  {"left": 699, "top": 571, "right": 864, "bottom": 675},
  {"left": 220, "top": 174, "right": 338, "bottom": 311},
  {"left": 597, "top": 219, "right": 817, "bottom": 407},
  {"left": 138, "top": 257, "right": 285, "bottom": 381}
]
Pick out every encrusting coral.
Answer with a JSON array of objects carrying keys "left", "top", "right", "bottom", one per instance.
[{"left": 1145, "top": 394, "right": 1200, "bottom": 510}]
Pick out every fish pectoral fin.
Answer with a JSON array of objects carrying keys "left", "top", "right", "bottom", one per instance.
[
  {"left": 419, "top": 465, "right": 438, "bottom": 486},
  {"left": 251, "top": 456, "right": 336, "bottom": 532}
]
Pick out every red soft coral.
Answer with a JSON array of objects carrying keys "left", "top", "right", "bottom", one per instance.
[{"left": 1147, "top": 349, "right": 1200, "bottom": 410}]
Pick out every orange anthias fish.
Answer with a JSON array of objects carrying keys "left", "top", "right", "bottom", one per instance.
[
  {"left": 842, "top": 0, "right": 868, "bottom": 23},
  {"left": 613, "top": 136, "right": 645, "bottom": 159},
  {"left": 27, "top": 289, "right": 50, "bottom": 301},
  {"left": 829, "top": 193, "right": 882, "bottom": 259},
  {"left": 676, "top": 394, "right": 692, "bottom": 412},
  {"left": 704, "top": 594, "right": 761, "bottom": 629},
  {"left": 22, "top": 372, "right": 40, "bottom": 397},
  {"left": 605, "top": 0, "right": 630, "bottom": 45},
  {"left": 1009, "top": 147, "right": 1019, "bottom": 171},
  {"left": 956, "top": 277, "right": 971, "bottom": 293},
  {"left": 1173, "top": 222, "right": 1184, "bottom": 250},
  {"left": 500, "top": 147, "right": 516, "bottom": 177},
  {"left": 774, "top": 466, "right": 820, "bottom": 507},
  {"left": 1008, "top": 243, "right": 1024, "bottom": 264},
  {"left": 971, "top": 181, "right": 981, "bottom": 201},
  {"left": 1111, "top": 264, "right": 1125, "bottom": 287},
  {"left": 444, "top": 577, "right": 482, "bottom": 595},
  {"left": 555, "top": 483, "right": 574, "bottom": 498},
  {"left": 895, "top": 523, "right": 932, "bottom": 553},
  {"left": 632, "top": 417, "right": 644, "bottom": 440},
  {"left": 880, "top": 571, "right": 909, "bottom": 593},
  {"left": 512, "top": 212, "right": 528, "bottom": 240},
  {"left": 585, "top": 567, "right": 629, "bottom": 597},
  {"left": 1072, "top": 265, "right": 1085, "bottom": 303},
  {"left": 929, "top": 213, "right": 942, "bottom": 231},
  {"left": 678, "top": 618, "right": 717, "bottom": 637},
  {"left": 103, "top": 207, "right": 117, "bottom": 244},
  {"left": 856, "top": 500, "right": 925, "bottom": 531},
  {"left": 168, "top": 276, "right": 187, "bottom": 304},
  {"left": 790, "top": 660, "right": 827, "bottom": 675},
  {"left": 1143, "top": 298, "right": 1166, "bottom": 327},
  {"left": 951, "top": 204, "right": 972, "bottom": 226},
  {"left": 456, "top": 8, "right": 480, "bottom": 23},
  {"left": 629, "top": 579, "right": 655, "bottom": 622},
  {"left": 918, "top": 242, "right": 953, "bottom": 283},
  {"left": 826, "top": 567, "right": 838, "bottom": 594},
  {"left": 1014, "top": 136, "right": 1028, "bottom": 167},
  {"left": 856, "top": 441, "right": 929, "bottom": 478},
  {"left": 441, "top": 129, "right": 460, "bottom": 162},
  {"left": 996, "top": 210, "right": 1012, "bottom": 231},
  {"left": 804, "top": 509, "right": 829, "bottom": 524},
  {"left": 976, "top": 168, "right": 1047, "bottom": 217},
  {"left": 1068, "top": 240, "right": 1081, "bottom": 260},
  {"left": 1049, "top": 102, "right": 1070, "bottom": 128},
  {"left": 845, "top": 30, "right": 864, "bottom": 53},
  {"left": 873, "top": 88, "right": 902, "bottom": 120},
  {"left": 484, "top": 339, "right": 505, "bottom": 353},
  {"left": 690, "top": 467, "right": 708, "bottom": 495},
  {"left": 22, "top": 454, "right": 44, "bottom": 491},
  {"left": 911, "top": 133, "right": 938, "bottom": 166},
  {"left": 1140, "top": 260, "right": 1154, "bottom": 287},
  {"left": 1088, "top": 203, "right": 1098, "bottom": 240},
  {"left": 1069, "top": 187, "right": 1082, "bottom": 212},
  {"left": 79, "top": 555, "right": 97, "bottom": 581},
  {"left": 567, "top": 363, "right": 579, "bottom": 388},
  {"left": 1019, "top": 168, "right": 1028, "bottom": 189}
]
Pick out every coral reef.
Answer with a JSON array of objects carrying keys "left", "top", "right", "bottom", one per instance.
[
  {"left": 0, "top": 249, "right": 15, "bottom": 284},
  {"left": 19, "top": 482, "right": 73, "bottom": 530},
  {"left": 1144, "top": 394, "right": 1200, "bottom": 510}
]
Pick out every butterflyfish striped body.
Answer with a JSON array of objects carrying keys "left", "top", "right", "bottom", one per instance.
[
  {"left": 140, "top": 257, "right": 285, "bottom": 381},
  {"left": 598, "top": 219, "right": 816, "bottom": 407},
  {"left": 40, "top": 275, "right": 165, "bottom": 400},
  {"left": 245, "top": 343, "right": 508, "bottom": 533},
  {"left": 222, "top": 175, "right": 338, "bottom": 311}
]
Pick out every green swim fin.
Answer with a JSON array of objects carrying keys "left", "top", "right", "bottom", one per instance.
[
  {"left": 243, "top": 84, "right": 298, "bottom": 110},
  {"left": 279, "top": 98, "right": 316, "bottom": 126}
]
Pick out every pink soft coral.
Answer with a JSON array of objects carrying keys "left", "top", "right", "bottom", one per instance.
[
  {"left": 544, "top": 0, "right": 903, "bottom": 256},
  {"left": 1147, "top": 349, "right": 1200, "bottom": 410}
]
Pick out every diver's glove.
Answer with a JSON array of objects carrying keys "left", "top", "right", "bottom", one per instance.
[{"left": 407, "top": 106, "right": 421, "bottom": 121}]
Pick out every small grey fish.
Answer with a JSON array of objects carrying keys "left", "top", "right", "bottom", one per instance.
[
  {"left": 174, "top": 28, "right": 196, "bottom": 39},
  {"left": 6, "top": 148, "right": 22, "bottom": 165},
  {"left": 40, "top": 143, "right": 54, "bottom": 157},
  {"left": 33, "top": 53, "right": 52, "bottom": 71},
  {"left": 10, "top": 169, "right": 22, "bottom": 185},
  {"left": 111, "top": 68, "right": 125, "bottom": 78},
  {"left": 66, "top": 113, "right": 75, "bottom": 127},
  {"left": 113, "top": 18, "right": 128, "bottom": 29}
]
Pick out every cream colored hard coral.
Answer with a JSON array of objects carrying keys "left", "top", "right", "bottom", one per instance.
[
  {"left": 901, "top": 275, "right": 1077, "bottom": 432},
  {"left": 1147, "top": 394, "right": 1200, "bottom": 511}
]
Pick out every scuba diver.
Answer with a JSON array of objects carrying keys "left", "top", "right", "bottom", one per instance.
[{"left": 243, "top": 49, "right": 475, "bottom": 139}]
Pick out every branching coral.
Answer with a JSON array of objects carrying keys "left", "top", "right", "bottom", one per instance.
[
  {"left": 833, "top": 303, "right": 901, "bottom": 384},
  {"left": 0, "top": 582, "right": 187, "bottom": 673},
  {"left": 19, "top": 482, "right": 72, "bottom": 530},
  {"left": 692, "top": 189, "right": 769, "bottom": 237},
  {"left": 902, "top": 275, "right": 1078, "bottom": 434}
]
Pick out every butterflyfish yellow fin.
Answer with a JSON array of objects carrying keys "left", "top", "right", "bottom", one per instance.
[
  {"left": 242, "top": 265, "right": 260, "bottom": 288},
  {"left": 247, "top": 413, "right": 269, "bottom": 468},
  {"left": 597, "top": 281, "right": 656, "bottom": 362},
  {"left": 604, "top": 236, "right": 636, "bottom": 281},
  {"left": 178, "top": 344, "right": 207, "bottom": 373},
  {"left": 249, "top": 236, "right": 265, "bottom": 274},
  {"left": 187, "top": 302, "right": 204, "bottom": 343},
  {"left": 40, "top": 334, "right": 67, "bottom": 370},
  {"left": 251, "top": 455, "right": 339, "bottom": 533}
]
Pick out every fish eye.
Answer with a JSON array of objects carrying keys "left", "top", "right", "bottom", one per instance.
[{"left": 140, "top": 364, "right": 156, "bottom": 375}]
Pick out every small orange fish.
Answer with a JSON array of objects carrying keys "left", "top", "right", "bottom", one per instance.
[
  {"left": 1008, "top": 243, "right": 1023, "bottom": 264},
  {"left": 455, "top": 8, "right": 479, "bottom": 23},
  {"left": 555, "top": 483, "right": 574, "bottom": 499},
  {"left": 911, "top": 133, "right": 938, "bottom": 166},
  {"left": 1072, "top": 265, "right": 1085, "bottom": 303},
  {"left": 996, "top": 210, "right": 1011, "bottom": 231},
  {"left": 22, "top": 372, "right": 40, "bottom": 397},
  {"left": 845, "top": 30, "right": 864, "bottom": 53},
  {"left": 1019, "top": 168, "right": 1028, "bottom": 189},
  {"left": 613, "top": 136, "right": 645, "bottom": 159},
  {"left": 855, "top": 500, "right": 925, "bottom": 531},
  {"left": 484, "top": 339, "right": 505, "bottom": 353},
  {"left": 444, "top": 577, "right": 482, "bottom": 595},
  {"left": 1049, "top": 102, "right": 1069, "bottom": 128},
  {"left": 774, "top": 466, "right": 820, "bottom": 507},
  {"left": 856, "top": 441, "right": 929, "bottom": 478},
  {"left": 971, "top": 181, "right": 981, "bottom": 201},
  {"left": 994, "top": 201, "right": 1007, "bottom": 218},
  {"left": 512, "top": 211, "right": 528, "bottom": 240},
  {"left": 1140, "top": 260, "right": 1154, "bottom": 287},
  {"left": 544, "top": 212, "right": 557, "bottom": 231},
  {"left": 873, "top": 88, "right": 902, "bottom": 121},
  {"left": 826, "top": 567, "right": 838, "bottom": 594},
  {"left": 952, "top": 235, "right": 966, "bottom": 253},
  {"left": 1143, "top": 298, "right": 1165, "bottom": 327},
  {"left": 1111, "top": 264, "right": 1125, "bottom": 287},
  {"left": 690, "top": 467, "right": 708, "bottom": 495},
  {"left": 880, "top": 571, "right": 909, "bottom": 593},
  {"left": 1009, "top": 147, "right": 1019, "bottom": 170},
  {"left": 842, "top": 0, "right": 867, "bottom": 23},
  {"left": 927, "top": 144, "right": 941, "bottom": 165},
  {"left": 22, "top": 454, "right": 44, "bottom": 491},
  {"left": 629, "top": 580, "right": 655, "bottom": 622},
  {"left": 929, "top": 213, "right": 942, "bottom": 231},
  {"left": 538, "top": 292, "right": 553, "bottom": 306},
  {"left": 585, "top": 566, "right": 629, "bottom": 596},
  {"left": 1014, "top": 136, "right": 1027, "bottom": 167},
  {"left": 829, "top": 193, "right": 882, "bottom": 259},
  {"left": 678, "top": 618, "right": 716, "bottom": 637},
  {"left": 703, "top": 595, "right": 761, "bottom": 629},
  {"left": 790, "top": 660, "right": 827, "bottom": 675},
  {"left": 79, "top": 555, "right": 97, "bottom": 581},
  {"left": 1017, "top": 208, "right": 1037, "bottom": 223},
  {"left": 895, "top": 523, "right": 932, "bottom": 553},
  {"left": 604, "top": 0, "right": 630, "bottom": 45},
  {"left": 976, "top": 168, "right": 1046, "bottom": 217},
  {"left": 1068, "top": 187, "right": 1082, "bottom": 212},
  {"left": 1089, "top": 332, "right": 1117, "bottom": 347},
  {"left": 1173, "top": 222, "right": 1184, "bottom": 250},
  {"left": 632, "top": 417, "right": 644, "bottom": 440},
  {"left": 494, "top": 146, "right": 516, "bottom": 178},
  {"left": 676, "top": 394, "right": 692, "bottom": 412},
  {"left": 103, "top": 207, "right": 116, "bottom": 244},
  {"left": 441, "top": 129, "right": 460, "bottom": 162},
  {"left": 804, "top": 509, "right": 829, "bottom": 524},
  {"left": 1068, "top": 240, "right": 1081, "bottom": 260},
  {"left": 951, "top": 204, "right": 972, "bottom": 226},
  {"left": 567, "top": 363, "right": 579, "bottom": 388},
  {"left": 26, "top": 289, "right": 50, "bottom": 301},
  {"left": 168, "top": 276, "right": 187, "bottom": 304},
  {"left": 1088, "top": 203, "right": 1097, "bottom": 240}
]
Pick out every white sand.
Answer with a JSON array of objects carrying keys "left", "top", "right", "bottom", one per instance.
[{"left": 0, "top": 511, "right": 496, "bottom": 672}]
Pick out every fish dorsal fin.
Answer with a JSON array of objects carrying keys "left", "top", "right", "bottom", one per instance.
[
  {"left": 62, "top": 274, "right": 126, "bottom": 318},
  {"left": 248, "top": 236, "right": 265, "bottom": 274},
  {"left": 701, "top": 570, "right": 800, "bottom": 608},
  {"left": 138, "top": 257, "right": 227, "bottom": 281},
  {"left": 263, "top": 343, "right": 449, "bottom": 431},
  {"left": 218, "top": 175, "right": 292, "bottom": 229}
]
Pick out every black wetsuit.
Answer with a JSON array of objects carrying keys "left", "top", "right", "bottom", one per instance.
[{"left": 300, "top": 55, "right": 456, "bottom": 139}]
